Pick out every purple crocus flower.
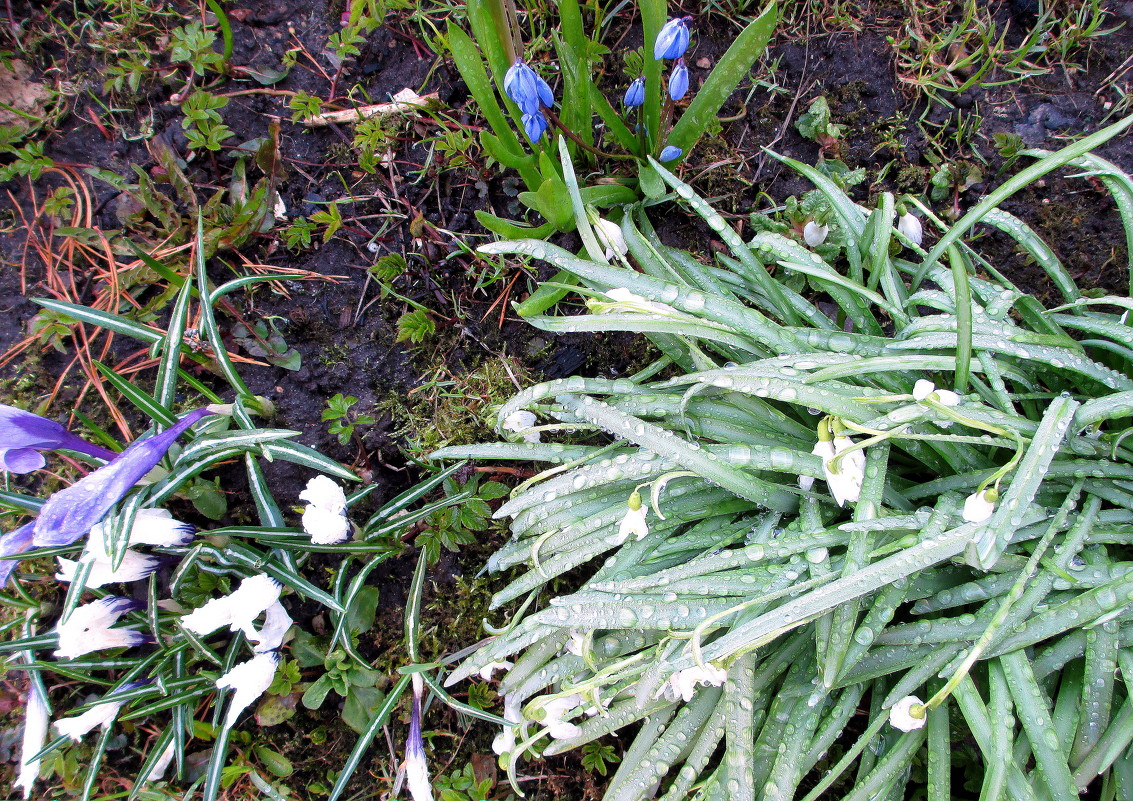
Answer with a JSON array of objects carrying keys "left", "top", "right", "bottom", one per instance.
[
  {"left": 0, "top": 405, "right": 117, "bottom": 474},
  {"left": 623, "top": 76, "right": 645, "bottom": 108},
  {"left": 504, "top": 60, "right": 554, "bottom": 116},
  {"left": 654, "top": 16, "right": 692, "bottom": 61},
  {"left": 0, "top": 523, "right": 34, "bottom": 587},
  {"left": 669, "top": 60, "right": 689, "bottom": 101},
  {"left": 33, "top": 409, "right": 213, "bottom": 548}
]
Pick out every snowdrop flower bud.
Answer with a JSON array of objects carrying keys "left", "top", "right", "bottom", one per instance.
[
  {"left": 181, "top": 574, "right": 282, "bottom": 641},
  {"left": 592, "top": 217, "right": 628, "bottom": 261},
  {"left": 0, "top": 404, "right": 117, "bottom": 474},
  {"left": 405, "top": 673, "right": 434, "bottom": 801},
  {"left": 17, "top": 682, "right": 48, "bottom": 799},
  {"left": 597, "top": 288, "right": 674, "bottom": 316},
  {"left": 659, "top": 145, "right": 683, "bottom": 162},
  {"left": 623, "top": 76, "right": 645, "bottom": 107},
  {"left": 803, "top": 220, "right": 829, "bottom": 247},
  {"left": 963, "top": 487, "right": 998, "bottom": 523},
  {"left": 897, "top": 211, "right": 923, "bottom": 246},
  {"left": 654, "top": 16, "right": 692, "bottom": 60},
  {"left": 668, "top": 60, "right": 689, "bottom": 101},
  {"left": 912, "top": 379, "right": 960, "bottom": 406},
  {"left": 614, "top": 490, "right": 649, "bottom": 545},
  {"left": 300, "top": 475, "right": 351, "bottom": 545},
  {"left": 503, "top": 60, "right": 554, "bottom": 115},
  {"left": 216, "top": 651, "right": 279, "bottom": 729},
  {"left": 813, "top": 422, "right": 865, "bottom": 507},
  {"left": 890, "top": 695, "right": 927, "bottom": 731},
  {"left": 502, "top": 410, "right": 540, "bottom": 444},
  {"left": 55, "top": 596, "right": 149, "bottom": 660}
]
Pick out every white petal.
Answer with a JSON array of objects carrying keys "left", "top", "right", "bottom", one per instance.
[
  {"left": 592, "top": 218, "right": 627, "bottom": 260},
  {"left": 547, "top": 719, "right": 581, "bottom": 740},
  {"left": 17, "top": 683, "right": 49, "bottom": 799},
  {"left": 57, "top": 550, "right": 158, "bottom": 588},
  {"left": 147, "top": 739, "right": 177, "bottom": 783},
  {"left": 251, "top": 601, "right": 292, "bottom": 653},
  {"left": 477, "top": 661, "right": 513, "bottom": 681},
  {"left": 897, "top": 212, "right": 923, "bottom": 246},
  {"left": 934, "top": 389, "right": 961, "bottom": 406},
  {"left": 803, "top": 221, "right": 828, "bottom": 246},
  {"left": 818, "top": 437, "right": 865, "bottom": 507},
  {"left": 55, "top": 597, "right": 144, "bottom": 659},
  {"left": 963, "top": 491, "right": 996, "bottom": 523},
  {"left": 501, "top": 410, "right": 540, "bottom": 443},
  {"left": 298, "top": 475, "right": 347, "bottom": 513},
  {"left": 492, "top": 727, "right": 517, "bottom": 755},
  {"left": 181, "top": 574, "right": 281, "bottom": 637},
  {"left": 216, "top": 652, "right": 279, "bottom": 729},
  {"left": 566, "top": 631, "right": 587, "bottom": 656},
  {"left": 54, "top": 700, "right": 123, "bottom": 742},
  {"left": 601, "top": 288, "right": 674, "bottom": 315},
  {"left": 303, "top": 505, "right": 351, "bottom": 544},
  {"left": 912, "top": 379, "right": 935, "bottom": 401},
  {"left": 616, "top": 507, "right": 649, "bottom": 544},
  {"left": 87, "top": 508, "right": 193, "bottom": 558},
  {"left": 889, "top": 695, "right": 927, "bottom": 731}
]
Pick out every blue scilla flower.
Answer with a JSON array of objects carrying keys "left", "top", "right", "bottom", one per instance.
[
  {"left": 504, "top": 59, "right": 555, "bottom": 116},
  {"left": 668, "top": 60, "right": 689, "bottom": 101},
  {"left": 522, "top": 111, "right": 549, "bottom": 144},
  {"left": 659, "top": 145, "right": 683, "bottom": 162},
  {"left": 654, "top": 16, "right": 692, "bottom": 60},
  {"left": 623, "top": 76, "right": 645, "bottom": 108},
  {"left": 33, "top": 409, "right": 214, "bottom": 548}
]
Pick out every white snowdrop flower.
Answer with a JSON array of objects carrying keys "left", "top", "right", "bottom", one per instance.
[
  {"left": 250, "top": 601, "right": 292, "bottom": 653},
  {"left": 665, "top": 664, "right": 728, "bottom": 703},
  {"left": 566, "top": 630, "right": 587, "bottom": 657},
  {"left": 492, "top": 726, "right": 516, "bottom": 756},
  {"left": 613, "top": 491, "right": 648, "bottom": 545},
  {"left": 478, "top": 661, "right": 513, "bottom": 681},
  {"left": 56, "top": 550, "right": 159, "bottom": 588},
  {"left": 181, "top": 574, "right": 282, "bottom": 641},
  {"left": 501, "top": 410, "right": 540, "bottom": 444},
  {"left": 890, "top": 695, "right": 927, "bottom": 731},
  {"left": 798, "top": 474, "right": 815, "bottom": 492},
  {"left": 897, "top": 212, "right": 923, "bottom": 246},
  {"left": 912, "top": 379, "right": 960, "bottom": 406},
  {"left": 813, "top": 435, "right": 865, "bottom": 507},
  {"left": 540, "top": 693, "right": 583, "bottom": 740},
  {"left": 87, "top": 509, "right": 194, "bottom": 556},
  {"left": 300, "top": 475, "right": 351, "bottom": 545},
  {"left": 492, "top": 694, "right": 523, "bottom": 756},
  {"left": 963, "top": 488, "right": 997, "bottom": 523},
  {"left": 803, "top": 220, "right": 828, "bottom": 247},
  {"left": 54, "top": 697, "right": 125, "bottom": 742},
  {"left": 17, "top": 682, "right": 48, "bottom": 799},
  {"left": 216, "top": 651, "right": 280, "bottom": 729},
  {"left": 55, "top": 597, "right": 148, "bottom": 660},
  {"left": 592, "top": 217, "right": 628, "bottom": 261}
]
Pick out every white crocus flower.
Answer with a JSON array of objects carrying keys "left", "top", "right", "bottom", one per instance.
[
  {"left": 17, "top": 682, "right": 48, "bottom": 799},
  {"left": 613, "top": 491, "right": 649, "bottom": 545},
  {"left": 890, "top": 695, "right": 927, "bottom": 731},
  {"left": 478, "top": 661, "right": 513, "bottom": 681},
  {"left": 663, "top": 664, "right": 728, "bottom": 702},
  {"left": 216, "top": 651, "right": 279, "bottom": 728},
  {"left": 501, "top": 410, "right": 540, "bottom": 443},
  {"left": 803, "top": 220, "right": 828, "bottom": 246},
  {"left": 87, "top": 508, "right": 194, "bottom": 554},
  {"left": 897, "top": 212, "right": 923, "bottom": 246},
  {"left": 963, "top": 488, "right": 997, "bottom": 523},
  {"left": 592, "top": 217, "right": 628, "bottom": 261},
  {"left": 54, "top": 697, "right": 125, "bottom": 742},
  {"left": 181, "top": 574, "right": 282, "bottom": 640},
  {"left": 405, "top": 673, "right": 434, "bottom": 801},
  {"left": 299, "top": 475, "right": 351, "bottom": 545},
  {"left": 56, "top": 550, "right": 159, "bottom": 588},
  {"left": 55, "top": 596, "right": 148, "bottom": 659},
  {"left": 912, "top": 379, "right": 960, "bottom": 407},
  {"left": 813, "top": 435, "right": 865, "bottom": 507},
  {"left": 541, "top": 693, "right": 582, "bottom": 740}
]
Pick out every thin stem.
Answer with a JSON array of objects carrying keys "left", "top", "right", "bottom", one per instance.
[{"left": 542, "top": 107, "right": 634, "bottom": 161}]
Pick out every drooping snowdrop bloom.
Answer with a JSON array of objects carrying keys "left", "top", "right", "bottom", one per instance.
[
  {"left": 654, "top": 16, "right": 692, "bottom": 60},
  {"left": 592, "top": 217, "right": 628, "bottom": 262},
  {"left": 299, "top": 475, "right": 351, "bottom": 545},
  {"left": 662, "top": 663, "right": 728, "bottom": 702},
  {"left": 0, "top": 404, "right": 117, "bottom": 474},
  {"left": 0, "top": 523, "right": 35, "bottom": 587},
  {"left": 492, "top": 694, "right": 523, "bottom": 756},
  {"left": 897, "top": 211, "right": 923, "bottom": 246},
  {"left": 405, "top": 673, "right": 434, "bottom": 801},
  {"left": 478, "top": 661, "right": 513, "bottom": 681},
  {"left": 55, "top": 596, "right": 149, "bottom": 660},
  {"left": 613, "top": 490, "right": 649, "bottom": 545},
  {"left": 566, "top": 630, "right": 588, "bottom": 657},
  {"left": 803, "top": 220, "right": 829, "bottom": 247},
  {"left": 180, "top": 574, "right": 282, "bottom": 641},
  {"left": 33, "top": 409, "right": 214, "bottom": 548},
  {"left": 503, "top": 59, "right": 554, "bottom": 115},
  {"left": 17, "top": 681, "right": 49, "bottom": 799},
  {"left": 659, "top": 145, "right": 683, "bottom": 162},
  {"left": 912, "top": 379, "right": 960, "bottom": 407},
  {"left": 890, "top": 695, "right": 927, "bottom": 731},
  {"left": 539, "top": 693, "right": 583, "bottom": 740},
  {"left": 502, "top": 410, "right": 541, "bottom": 444},
  {"left": 963, "top": 487, "right": 997, "bottom": 523},
  {"left": 216, "top": 651, "right": 279, "bottom": 729},
  {"left": 56, "top": 550, "right": 159, "bottom": 588},
  {"left": 813, "top": 425, "right": 865, "bottom": 507},
  {"left": 623, "top": 76, "right": 645, "bottom": 108},
  {"left": 668, "top": 59, "right": 689, "bottom": 101}
]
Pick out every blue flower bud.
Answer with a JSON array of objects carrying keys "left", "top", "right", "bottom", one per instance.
[
  {"left": 623, "top": 76, "right": 645, "bottom": 108},
  {"left": 504, "top": 60, "right": 555, "bottom": 115},
  {"left": 668, "top": 61, "right": 689, "bottom": 101},
  {"left": 654, "top": 16, "right": 692, "bottom": 60},
  {"left": 659, "top": 145, "right": 683, "bottom": 162},
  {"left": 522, "top": 111, "right": 549, "bottom": 144}
]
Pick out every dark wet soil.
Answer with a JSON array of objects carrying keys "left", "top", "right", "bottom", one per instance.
[{"left": 1, "top": 0, "right": 1133, "bottom": 796}]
